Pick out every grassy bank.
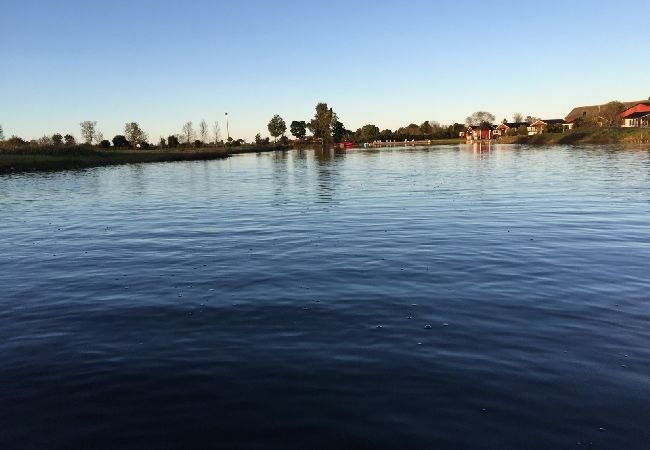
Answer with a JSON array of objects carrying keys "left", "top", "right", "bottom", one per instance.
[
  {"left": 0, "top": 145, "right": 286, "bottom": 174},
  {"left": 496, "top": 128, "right": 650, "bottom": 145}
]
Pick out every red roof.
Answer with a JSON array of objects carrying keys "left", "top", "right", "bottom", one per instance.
[{"left": 621, "top": 103, "right": 650, "bottom": 118}]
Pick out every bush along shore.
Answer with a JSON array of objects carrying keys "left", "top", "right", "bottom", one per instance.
[
  {"left": 0, "top": 145, "right": 290, "bottom": 174},
  {"left": 495, "top": 128, "right": 650, "bottom": 145}
]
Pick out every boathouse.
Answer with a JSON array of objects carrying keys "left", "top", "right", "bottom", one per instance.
[{"left": 465, "top": 125, "right": 494, "bottom": 141}]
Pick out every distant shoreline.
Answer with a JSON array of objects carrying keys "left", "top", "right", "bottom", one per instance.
[{"left": 2, "top": 129, "right": 649, "bottom": 174}]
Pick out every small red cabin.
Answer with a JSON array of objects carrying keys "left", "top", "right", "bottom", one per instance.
[{"left": 465, "top": 125, "right": 494, "bottom": 141}]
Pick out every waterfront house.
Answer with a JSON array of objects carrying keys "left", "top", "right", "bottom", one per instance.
[
  {"left": 493, "top": 122, "right": 528, "bottom": 137},
  {"left": 465, "top": 124, "right": 494, "bottom": 141},
  {"left": 565, "top": 99, "right": 649, "bottom": 129},
  {"left": 621, "top": 102, "right": 650, "bottom": 128},
  {"left": 527, "top": 119, "right": 566, "bottom": 135}
]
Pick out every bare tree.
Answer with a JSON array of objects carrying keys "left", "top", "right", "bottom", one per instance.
[
  {"left": 0, "top": 124, "right": 4, "bottom": 141},
  {"left": 212, "top": 121, "right": 221, "bottom": 144},
  {"left": 465, "top": 111, "right": 496, "bottom": 127},
  {"left": 600, "top": 101, "right": 625, "bottom": 127},
  {"left": 38, "top": 135, "right": 53, "bottom": 146},
  {"left": 199, "top": 119, "right": 208, "bottom": 144},
  {"left": 512, "top": 113, "right": 524, "bottom": 123},
  {"left": 95, "top": 131, "right": 104, "bottom": 145},
  {"left": 181, "top": 121, "right": 195, "bottom": 144},
  {"left": 80, "top": 121, "right": 97, "bottom": 144}
]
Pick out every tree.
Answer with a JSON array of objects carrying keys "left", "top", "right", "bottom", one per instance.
[
  {"left": 112, "top": 135, "right": 129, "bottom": 147},
  {"left": 524, "top": 115, "right": 539, "bottom": 124},
  {"left": 64, "top": 134, "right": 76, "bottom": 145},
  {"left": 512, "top": 113, "right": 524, "bottom": 123},
  {"left": 267, "top": 114, "right": 287, "bottom": 143},
  {"left": 0, "top": 124, "right": 4, "bottom": 141},
  {"left": 420, "top": 121, "right": 433, "bottom": 135},
  {"left": 601, "top": 101, "right": 626, "bottom": 127},
  {"left": 332, "top": 121, "right": 349, "bottom": 143},
  {"left": 99, "top": 139, "right": 111, "bottom": 148},
  {"left": 308, "top": 102, "right": 336, "bottom": 144},
  {"left": 124, "top": 122, "right": 147, "bottom": 147},
  {"left": 465, "top": 111, "right": 496, "bottom": 127},
  {"left": 254, "top": 133, "right": 269, "bottom": 145},
  {"left": 167, "top": 135, "right": 180, "bottom": 148},
  {"left": 52, "top": 133, "right": 63, "bottom": 145},
  {"left": 95, "top": 132, "right": 104, "bottom": 145},
  {"left": 181, "top": 121, "right": 195, "bottom": 145},
  {"left": 199, "top": 119, "right": 209, "bottom": 144},
  {"left": 38, "top": 135, "right": 53, "bottom": 146},
  {"left": 397, "top": 123, "right": 422, "bottom": 137},
  {"left": 80, "top": 121, "right": 97, "bottom": 145},
  {"left": 290, "top": 120, "right": 307, "bottom": 140},
  {"left": 357, "top": 124, "right": 380, "bottom": 142},
  {"left": 212, "top": 121, "right": 221, "bottom": 144}
]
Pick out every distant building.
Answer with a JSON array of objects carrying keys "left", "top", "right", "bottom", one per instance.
[
  {"left": 464, "top": 124, "right": 494, "bottom": 141},
  {"left": 493, "top": 122, "right": 528, "bottom": 137},
  {"left": 620, "top": 102, "right": 650, "bottom": 128},
  {"left": 565, "top": 99, "right": 649, "bottom": 128},
  {"left": 527, "top": 119, "right": 566, "bottom": 135}
]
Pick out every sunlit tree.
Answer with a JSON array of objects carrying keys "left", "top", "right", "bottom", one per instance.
[{"left": 267, "top": 114, "right": 287, "bottom": 143}]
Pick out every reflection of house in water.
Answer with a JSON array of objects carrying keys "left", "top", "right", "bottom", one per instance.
[{"left": 470, "top": 141, "right": 493, "bottom": 153}]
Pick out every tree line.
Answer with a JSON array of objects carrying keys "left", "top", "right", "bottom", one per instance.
[
  {"left": 0, "top": 119, "right": 230, "bottom": 150},
  {"left": 260, "top": 102, "right": 468, "bottom": 146},
  {"left": 0, "top": 100, "right": 631, "bottom": 151}
]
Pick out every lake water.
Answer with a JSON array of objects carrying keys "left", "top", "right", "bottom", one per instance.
[{"left": 1, "top": 144, "right": 649, "bottom": 449}]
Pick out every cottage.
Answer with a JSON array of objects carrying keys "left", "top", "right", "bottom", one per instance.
[
  {"left": 621, "top": 102, "right": 650, "bottom": 128},
  {"left": 493, "top": 122, "right": 528, "bottom": 136},
  {"left": 527, "top": 119, "right": 566, "bottom": 135},
  {"left": 464, "top": 124, "right": 494, "bottom": 141}
]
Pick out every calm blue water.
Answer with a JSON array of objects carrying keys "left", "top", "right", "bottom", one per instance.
[{"left": 1, "top": 145, "right": 650, "bottom": 449}]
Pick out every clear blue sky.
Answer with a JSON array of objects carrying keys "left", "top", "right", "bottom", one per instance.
[{"left": 2, "top": 0, "right": 649, "bottom": 141}]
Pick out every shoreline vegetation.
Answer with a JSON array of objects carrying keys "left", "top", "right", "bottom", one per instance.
[
  {"left": 1, "top": 128, "right": 649, "bottom": 174},
  {"left": 495, "top": 128, "right": 650, "bottom": 146},
  {"left": 2, "top": 99, "right": 649, "bottom": 174}
]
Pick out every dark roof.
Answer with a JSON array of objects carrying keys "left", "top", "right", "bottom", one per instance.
[
  {"left": 503, "top": 122, "right": 529, "bottom": 128},
  {"left": 542, "top": 119, "right": 566, "bottom": 125},
  {"left": 468, "top": 124, "right": 495, "bottom": 130},
  {"left": 624, "top": 111, "right": 650, "bottom": 119},
  {"left": 565, "top": 99, "right": 649, "bottom": 122}
]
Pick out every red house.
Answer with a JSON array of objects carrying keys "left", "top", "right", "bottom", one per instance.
[
  {"left": 621, "top": 102, "right": 650, "bottom": 128},
  {"left": 464, "top": 125, "right": 494, "bottom": 141}
]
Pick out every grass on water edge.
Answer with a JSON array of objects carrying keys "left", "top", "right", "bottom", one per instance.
[
  {"left": 0, "top": 146, "right": 286, "bottom": 174},
  {"left": 495, "top": 128, "right": 650, "bottom": 145}
]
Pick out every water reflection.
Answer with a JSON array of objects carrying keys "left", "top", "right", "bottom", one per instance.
[{"left": 313, "top": 147, "right": 345, "bottom": 204}]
